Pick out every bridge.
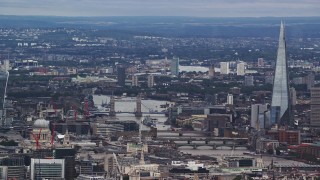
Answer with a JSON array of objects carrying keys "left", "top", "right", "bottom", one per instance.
[
  {"left": 175, "top": 142, "right": 249, "bottom": 150},
  {"left": 157, "top": 137, "right": 248, "bottom": 144},
  {"left": 108, "top": 95, "right": 166, "bottom": 117}
]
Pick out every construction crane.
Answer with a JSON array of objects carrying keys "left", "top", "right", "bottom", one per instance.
[
  {"left": 72, "top": 105, "right": 78, "bottom": 121},
  {"left": 31, "top": 129, "right": 42, "bottom": 150},
  {"left": 84, "top": 98, "right": 89, "bottom": 119},
  {"left": 50, "top": 123, "right": 56, "bottom": 148}
]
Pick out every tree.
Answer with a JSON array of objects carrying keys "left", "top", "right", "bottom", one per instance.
[
  {"left": 233, "top": 175, "right": 242, "bottom": 180},
  {"left": 0, "top": 140, "right": 18, "bottom": 146},
  {"left": 267, "top": 148, "right": 274, "bottom": 155}
]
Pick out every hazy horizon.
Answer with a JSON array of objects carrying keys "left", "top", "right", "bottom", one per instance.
[{"left": 1, "top": 0, "right": 319, "bottom": 17}]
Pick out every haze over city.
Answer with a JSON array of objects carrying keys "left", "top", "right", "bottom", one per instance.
[
  {"left": 0, "top": 0, "right": 320, "bottom": 17},
  {"left": 0, "top": 0, "right": 320, "bottom": 180}
]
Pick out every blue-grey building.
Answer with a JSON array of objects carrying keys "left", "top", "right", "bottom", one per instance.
[
  {"left": 170, "top": 57, "right": 179, "bottom": 76},
  {"left": 271, "top": 22, "right": 290, "bottom": 125},
  {"left": 0, "top": 70, "right": 9, "bottom": 126}
]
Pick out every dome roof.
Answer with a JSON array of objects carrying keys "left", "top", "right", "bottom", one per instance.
[{"left": 33, "top": 119, "right": 50, "bottom": 129}]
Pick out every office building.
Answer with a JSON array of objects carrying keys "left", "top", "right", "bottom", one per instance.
[
  {"left": 2, "top": 60, "right": 10, "bottom": 71},
  {"left": 311, "top": 87, "right": 320, "bottom": 126},
  {"left": 236, "top": 62, "right": 246, "bottom": 76},
  {"left": 271, "top": 22, "right": 290, "bottom": 125},
  {"left": 170, "top": 57, "right": 179, "bottom": 76},
  {"left": 220, "top": 62, "right": 229, "bottom": 75},
  {"left": 117, "top": 65, "right": 126, "bottom": 86},
  {"left": 208, "top": 65, "right": 215, "bottom": 79},
  {"left": 290, "top": 87, "right": 297, "bottom": 106},
  {"left": 30, "top": 159, "right": 65, "bottom": 180},
  {"left": 147, "top": 74, "right": 155, "bottom": 88},
  {"left": 227, "top": 94, "right": 233, "bottom": 105},
  {"left": 258, "top": 58, "right": 264, "bottom": 67},
  {"left": 0, "top": 70, "right": 9, "bottom": 126},
  {"left": 265, "top": 76, "right": 274, "bottom": 84},
  {"left": 244, "top": 76, "right": 254, "bottom": 86},
  {"left": 307, "top": 73, "right": 315, "bottom": 90},
  {"left": 132, "top": 75, "right": 139, "bottom": 87},
  {"left": 251, "top": 104, "right": 268, "bottom": 130}
]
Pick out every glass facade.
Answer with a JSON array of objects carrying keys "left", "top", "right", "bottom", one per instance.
[
  {"left": 171, "top": 57, "right": 179, "bottom": 76},
  {"left": 271, "top": 22, "right": 290, "bottom": 125},
  {"left": 31, "top": 159, "right": 65, "bottom": 180}
]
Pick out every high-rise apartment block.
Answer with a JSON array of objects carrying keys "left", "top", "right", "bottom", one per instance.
[
  {"left": 290, "top": 87, "right": 297, "bottom": 106},
  {"left": 227, "top": 94, "right": 233, "bottom": 105},
  {"left": 0, "top": 70, "right": 9, "bottom": 126},
  {"left": 311, "top": 87, "right": 320, "bottom": 127},
  {"left": 208, "top": 65, "right": 215, "bottom": 79},
  {"left": 251, "top": 104, "right": 268, "bottom": 130},
  {"left": 244, "top": 76, "right": 254, "bottom": 86},
  {"left": 147, "top": 75, "right": 155, "bottom": 88},
  {"left": 271, "top": 22, "right": 290, "bottom": 125},
  {"left": 117, "top": 65, "right": 126, "bottom": 86},
  {"left": 132, "top": 75, "right": 139, "bottom": 87},
  {"left": 236, "top": 62, "right": 246, "bottom": 76},
  {"left": 170, "top": 57, "right": 179, "bottom": 76},
  {"left": 258, "top": 58, "right": 264, "bottom": 67},
  {"left": 220, "top": 62, "right": 230, "bottom": 75}
]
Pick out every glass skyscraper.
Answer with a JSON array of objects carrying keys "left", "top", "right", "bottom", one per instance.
[
  {"left": 271, "top": 22, "right": 290, "bottom": 125},
  {"left": 170, "top": 57, "right": 179, "bottom": 76},
  {"left": 0, "top": 70, "right": 9, "bottom": 126}
]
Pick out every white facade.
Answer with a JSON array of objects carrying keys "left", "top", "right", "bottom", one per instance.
[
  {"left": 258, "top": 58, "right": 264, "bottom": 67},
  {"left": 31, "top": 159, "right": 65, "bottom": 180},
  {"left": 227, "top": 94, "right": 233, "bottom": 105},
  {"left": 236, "top": 62, "right": 246, "bottom": 76},
  {"left": 3, "top": 60, "right": 10, "bottom": 71},
  {"left": 220, "top": 62, "right": 230, "bottom": 75}
]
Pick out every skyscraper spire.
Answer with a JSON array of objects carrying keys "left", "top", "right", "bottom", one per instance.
[{"left": 270, "top": 22, "right": 290, "bottom": 126}]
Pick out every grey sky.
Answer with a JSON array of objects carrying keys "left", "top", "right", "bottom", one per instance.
[{"left": 0, "top": 0, "right": 319, "bottom": 17}]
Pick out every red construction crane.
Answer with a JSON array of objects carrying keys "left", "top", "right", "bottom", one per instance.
[
  {"left": 72, "top": 105, "right": 77, "bottom": 121},
  {"left": 84, "top": 98, "right": 89, "bottom": 119},
  {"left": 50, "top": 123, "right": 56, "bottom": 148},
  {"left": 31, "top": 129, "right": 42, "bottom": 150}
]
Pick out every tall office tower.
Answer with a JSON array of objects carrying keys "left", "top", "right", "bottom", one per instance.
[
  {"left": 0, "top": 70, "right": 9, "bottom": 126},
  {"left": 132, "top": 75, "right": 139, "bottom": 87},
  {"left": 236, "top": 62, "right": 246, "bottom": 76},
  {"left": 244, "top": 76, "right": 254, "bottom": 86},
  {"left": 271, "top": 22, "right": 290, "bottom": 125},
  {"left": 220, "top": 62, "right": 230, "bottom": 75},
  {"left": 310, "top": 87, "right": 320, "bottom": 126},
  {"left": 307, "top": 73, "right": 315, "bottom": 90},
  {"left": 1, "top": 60, "right": 10, "bottom": 71},
  {"left": 251, "top": 104, "right": 268, "bottom": 130},
  {"left": 290, "top": 87, "right": 297, "bottom": 106},
  {"left": 147, "top": 74, "right": 155, "bottom": 88},
  {"left": 258, "top": 58, "right": 264, "bottom": 67},
  {"left": 31, "top": 159, "right": 65, "bottom": 180},
  {"left": 227, "top": 94, "right": 233, "bottom": 105},
  {"left": 117, "top": 65, "right": 126, "bottom": 86},
  {"left": 208, "top": 65, "right": 215, "bottom": 79},
  {"left": 170, "top": 57, "right": 179, "bottom": 76}
]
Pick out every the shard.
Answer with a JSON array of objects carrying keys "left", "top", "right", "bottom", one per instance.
[{"left": 270, "top": 22, "right": 290, "bottom": 125}]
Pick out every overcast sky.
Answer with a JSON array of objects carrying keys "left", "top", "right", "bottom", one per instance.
[{"left": 0, "top": 0, "right": 319, "bottom": 17}]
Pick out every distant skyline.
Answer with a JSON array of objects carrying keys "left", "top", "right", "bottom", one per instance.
[{"left": 0, "top": 0, "right": 320, "bottom": 17}]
